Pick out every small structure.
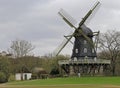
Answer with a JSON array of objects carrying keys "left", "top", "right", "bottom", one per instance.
[
  {"left": 15, "top": 73, "right": 32, "bottom": 80},
  {"left": 15, "top": 66, "right": 32, "bottom": 80},
  {"left": 32, "top": 67, "right": 48, "bottom": 79}
]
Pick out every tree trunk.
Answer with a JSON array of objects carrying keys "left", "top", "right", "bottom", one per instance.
[
  {"left": 112, "top": 64, "right": 115, "bottom": 76},
  {"left": 111, "top": 60, "right": 116, "bottom": 76},
  {"left": 21, "top": 72, "right": 23, "bottom": 81}
]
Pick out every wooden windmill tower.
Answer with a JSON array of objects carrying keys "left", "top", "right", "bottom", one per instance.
[{"left": 54, "top": 1, "right": 110, "bottom": 76}]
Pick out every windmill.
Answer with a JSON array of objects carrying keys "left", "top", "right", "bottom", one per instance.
[
  {"left": 54, "top": 1, "right": 110, "bottom": 75},
  {"left": 54, "top": 1, "right": 100, "bottom": 60}
]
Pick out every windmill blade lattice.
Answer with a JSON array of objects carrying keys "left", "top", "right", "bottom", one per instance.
[
  {"left": 53, "top": 32, "right": 73, "bottom": 56},
  {"left": 58, "top": 9, "right": 77, "bottom": 28}
]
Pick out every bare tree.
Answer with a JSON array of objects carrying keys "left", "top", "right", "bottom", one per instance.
[
  {"left": 99, "top": 30, "right": 120, "bottom": 75},
  {"left": 9, "top": 39, "right": 35, "bottom": 58}
]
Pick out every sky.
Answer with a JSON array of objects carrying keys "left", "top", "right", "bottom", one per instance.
[{"left": 0, "top": 0, "right": 120, "bottom": 56}]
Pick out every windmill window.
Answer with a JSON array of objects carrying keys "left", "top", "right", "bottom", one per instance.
[
  {"left": 84, "top": 48, "right": 87, "bottom": 53},
  {"left": 75, "top": 49, "right": 78, "bottom": 53},
  {"left": 92, "top": 49, "right": 95, "bottom": 53},
  {"left": 84, "top": 40, "right": 87, "bottom": 44}
]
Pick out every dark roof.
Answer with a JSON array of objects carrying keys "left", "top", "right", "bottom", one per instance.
[
  {"left": 81, "top": 24, "right": 93, "bottom": 37},
  {"left": 16, "top": 66, "right": 31, "bottom": 73},
  {"left": 33, "top": 67, "right": 48, "bottom": 74}
]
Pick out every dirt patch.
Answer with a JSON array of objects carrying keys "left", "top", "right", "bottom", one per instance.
[{"left": 103, "top": 85, "right": 120, "bottom": 88}]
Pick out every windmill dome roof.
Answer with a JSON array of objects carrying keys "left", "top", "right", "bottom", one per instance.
[{"left": 81, "top": 24, "right": 93, "bottom": 37}]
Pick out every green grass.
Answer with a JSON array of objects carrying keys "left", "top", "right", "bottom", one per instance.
[
  {"left": 8, "top": 77, "right": 120, "bottom": 85},
  {"left": 0, "top": 77, "right": 120, "bottom": 88}
]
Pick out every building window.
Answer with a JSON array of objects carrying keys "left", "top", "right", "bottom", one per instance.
[
  {"left": 75, "top": 49, "right": 78, "bottom": 53},
  {"left": 84, "top": 48, "right": 87, "bottom": 53}
]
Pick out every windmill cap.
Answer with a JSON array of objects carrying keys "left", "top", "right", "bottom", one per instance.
[{"left": 81, "top": 24, "right": 93, "bottom": 37}]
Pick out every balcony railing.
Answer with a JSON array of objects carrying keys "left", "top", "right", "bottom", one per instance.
[{"left": 58, "top": 59, "right": 111, "bottom": 65}]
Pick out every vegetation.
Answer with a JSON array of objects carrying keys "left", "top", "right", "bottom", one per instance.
[
  {"left": 98, "top": 30, "right": 120, "bottom": 75},
  {"left": 0, "top": 57, "right": 10, "bottom": 83},
  {"left": 0, "top": 77, "right": 119, "bottom": 88},
  {"left": 8, "top": 39, "right": 35, "bottom": 58},
  {"left": 0, "top": 72, "right": 7, "bottom": 83}
]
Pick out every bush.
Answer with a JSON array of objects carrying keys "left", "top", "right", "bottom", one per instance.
[
  {"left": 0, "top": 57, "right": 10, "bottom": 82},
  {"left": 0, "top": 72, "right": 7, "bottom": 83},
  {"left": 31, "top": 73, "right": 38, "bottom": 79},
  {"left": 50, "top": 67, "right": 59, "bottom": 76},
  {"left": 8, "top": 74, "right": 15, "bottom": 82}
]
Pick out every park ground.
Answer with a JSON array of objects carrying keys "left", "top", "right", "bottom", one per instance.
[{"left": 0, "top": 77, "right": 120, "bottom": 88}]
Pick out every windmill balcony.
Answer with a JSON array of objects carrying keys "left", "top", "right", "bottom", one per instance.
[{"left": 58, "top": 59, "right": 110, "bottom": 65}]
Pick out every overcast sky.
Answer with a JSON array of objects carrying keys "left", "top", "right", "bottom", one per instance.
[{"left": 0, "top": 0, "right": 120, "bottom": 56}]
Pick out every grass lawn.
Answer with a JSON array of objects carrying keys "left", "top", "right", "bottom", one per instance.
[{"left": 0, "top": 77, "right": 120, "bottom": 88}]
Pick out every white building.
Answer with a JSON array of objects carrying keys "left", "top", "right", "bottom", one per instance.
[{"left": 15, "top": 73, "right": 32, "bottom": 80}]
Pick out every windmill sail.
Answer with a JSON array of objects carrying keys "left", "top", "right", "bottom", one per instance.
[
  {"left": 58, "top": 9, "right": 77, "bottom": 28},
  {"left": 78, "top": 1, "right": 100, "bottom": 27},
  {"left": 53, "top": 32, "right": 73, "bottom": 56}
]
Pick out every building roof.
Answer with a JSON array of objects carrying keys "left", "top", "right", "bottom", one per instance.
[{"left": 33, "top": 67, "right": 47, "bottom": 74}]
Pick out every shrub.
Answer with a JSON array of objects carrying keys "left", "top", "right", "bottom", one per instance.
[
  {"left": 8, "top": 74, "right": 15, "bottom": 82},
  {"left": 0, "top": 72, "right": 7, "bottom": 83},
  {"left": 31, "top": 73, "right": 38, "bottom": 79},
  {"left": 50, "top": 67, "right": 59, "bottom": 76}
]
